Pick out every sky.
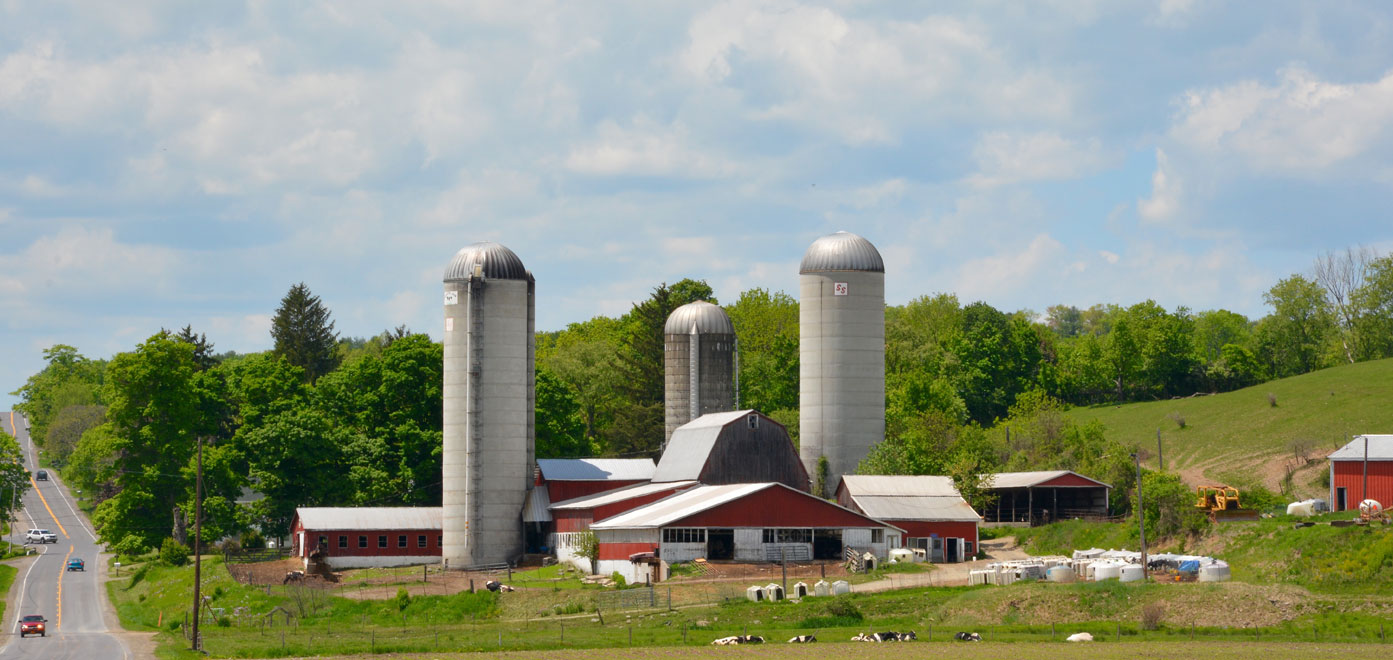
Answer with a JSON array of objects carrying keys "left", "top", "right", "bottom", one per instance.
[{"left": 2, "top": 1, "right": 1393, "bottom": 408}]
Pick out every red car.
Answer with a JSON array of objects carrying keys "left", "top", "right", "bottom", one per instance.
[{"left": 19, "top": 614, "right": 46, "bottom": 637}]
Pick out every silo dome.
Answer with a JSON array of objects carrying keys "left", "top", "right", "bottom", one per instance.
[
  {"left": 664, "top": 300, "right": 735, "bottom": 335},
  {"left": 444, "top": 241, "right": 530, "bottom": 282},
  {"left": 798, "top": 231, "right": 885, "bottom": 274}
]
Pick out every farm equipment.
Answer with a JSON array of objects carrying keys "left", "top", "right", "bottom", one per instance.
[
  {"left": 1357, "top": 499, "right": 1390, "bottom": 525},
  {"left": 1194, "top": 485, "right": 1259, "bottom": 522}
]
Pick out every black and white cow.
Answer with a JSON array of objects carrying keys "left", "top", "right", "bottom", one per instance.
[
  {"left": 712, "top": 635, "right": 764, "bottom": 645},
  {"left": 787, "top": 635, "right": 817, "bottom": 643},
  {"left": 954, "top": 632, "right": 982, "bottom": 641}
]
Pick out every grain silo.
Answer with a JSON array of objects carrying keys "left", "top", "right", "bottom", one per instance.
[
  {"left": 663, "top": 301, "right": 737, "bottom": 447},
  {"left": 442, "top": 241, "right": 535, "bottom": 568},
  {"left": 799, "top": 231, "right": 885, "bottom": 496}
]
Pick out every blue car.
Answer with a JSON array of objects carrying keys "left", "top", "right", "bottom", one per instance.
[{"left": 66, "top": 558, "right": 84, "bottom": 571}]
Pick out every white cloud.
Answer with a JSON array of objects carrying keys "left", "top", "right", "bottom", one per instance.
[
  {"left": 1138, "top": 148, "right": 1180, "bottom": 222},
  {"left": 0, "top": 225, "right": 179, "bottom": 299},
  {"left": 967, "top": 131, "right": 1107, "bottom": 187},
  {"left": 1168, "top": 67, "right": 1393, "bottom": 173},
  {"left": 565, "top": 117, "right": 739, "bottom": 178},
  {"left": 1099, "top": 250, "right": 1120, "bottom": 264},
  {"left": 952, "top": 233, "right": 1067, "bottom": 301}
]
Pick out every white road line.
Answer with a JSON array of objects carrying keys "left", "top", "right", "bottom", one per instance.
[
  {"left": 48, "top": 476, "right": 96, "bottom": 542},
  {"left": 10, "top": 545, "right": 48, "bottom": 633}
]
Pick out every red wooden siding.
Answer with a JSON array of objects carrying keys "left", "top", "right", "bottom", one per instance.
[
  {"left": 291, "top": 523, "right": 441, "bottom": 558},
  {"left": 554, "top": 510, "right": 594, "bottom": 534},
  {"left": 1332, "top": 461, "right": 1393, "bottom": 511},
  {"left": 674, "top": 486, "right": 884, "bottom": 528},
  {"left": 547, "top": 480, "right": 647, "bottom": 503},
  {"left": 892, "top": 520, "right": 979, "bottom": 548},
  {"left": 598, "top": 542, "right": 659, "bottom": 561},
  {"left": 1036, "top": 473, "right": 1107, "bottom": 488}
]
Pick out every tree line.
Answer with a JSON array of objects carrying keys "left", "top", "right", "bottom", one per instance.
[{"left": 12, "top": 248, "right": 1393, "bottom": 550}]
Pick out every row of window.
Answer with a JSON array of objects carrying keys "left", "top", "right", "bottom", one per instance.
[
  {"left": 657, "top": 528, "right": 885, "bottom": 544},
  {"left": 662, "top": 528, "right": 706, "bottom": 543},
  {"left": 318, "top": 534, "right": 442, "bottom": 550},
  {"left": 762, "top": 528, "right": 811, "bottom": 544}
]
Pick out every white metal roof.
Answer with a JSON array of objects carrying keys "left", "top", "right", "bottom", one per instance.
[
  {"left": 652, "top": 410, "right": 759, "bottom": 482},
  {"left": 849, "top": 495, "right": 982, "bottom": 522},
  {"left": 1329, "top": 435, "right": 1393, "bottom": 460},
  {"left": 988, "top": 470, "right": 1111, "bottom": 489},
  {"left": 591, "top": 482, "right": 904, "bottom": 532},
  {"left": 550, "top": 480, "right": 699, "bottom": 510},
  {"left": 536, "top": 458, "right": 656, "bottom": 481},
  {"left": 840, "top": 475, "right": 961, "bottom": 497},
  {"left": 523, "top": 487, "right": 551, "bottom": 523},
  {"left": 295, "top": 507, "right": 441, "bottom": 531}
]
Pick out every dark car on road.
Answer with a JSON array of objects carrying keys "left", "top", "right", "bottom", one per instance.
[
  {"left": 35, "top": 470, "right": 47, "bottom": 481},
  {"left": 19, "top": 614, "right": 46, "bottom": 637}
]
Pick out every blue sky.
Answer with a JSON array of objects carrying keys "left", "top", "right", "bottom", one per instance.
[{"left": 3, "top": 1, "right": 1392, "bottom": 408}]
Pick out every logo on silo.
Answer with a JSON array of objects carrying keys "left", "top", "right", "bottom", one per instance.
[{"left": 834, "top": 282, "right": 848, "bottom": 296}]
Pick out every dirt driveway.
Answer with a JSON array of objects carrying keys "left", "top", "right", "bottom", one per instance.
[{"left": 852, "top": 537, "right": 1026, "bottom": 593}]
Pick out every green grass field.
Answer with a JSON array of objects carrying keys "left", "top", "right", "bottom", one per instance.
[{"left": 1061, "top": 358, "right": 1393, "bottom": 494}]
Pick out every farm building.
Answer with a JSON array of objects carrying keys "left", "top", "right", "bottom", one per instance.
[
  {"left": 835, "top": 475, "right": 981, "bottom": 562},
  {"left": 523, "top": 458, "right": 656, "bottom": 552},
  {"left": 551, "top": 480, "right": 699, "bottom": 569},
  {"left": 653, "top": 410, "right": 809, "bottom": 491},
  {"left": 982, "top": 471, "right": 1111, "bottom": 524},
  {"left": 1328, "top": 434, "right": 1393, "bottom": 511},
  {"left": 589, "top": 482, "right": 903, "bottom": 584},
  {"left": 290, "top": 507, "right": 441, "bottom": 569}
]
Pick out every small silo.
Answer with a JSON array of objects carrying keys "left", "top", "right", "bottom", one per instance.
[
  {"left": 442, "top": 241, "right": 535, "bottom": 568},
  {"left": 663, "top": 301, "right": 737, "bottom": 447},
  {"left": 798, "top": 231, "right": 885, "bottom": 496}
]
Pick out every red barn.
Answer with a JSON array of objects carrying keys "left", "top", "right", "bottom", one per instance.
[
  {"left": 1329, "top": 435, "right": 1393, "bottom": 511},
  {"left": 836, "top": 475, "right": 980, "bottom": 562},
  {"left": 290, "top": 507, "right": 441, "bottom": 569},
  {"left": 523, "top": 458, "right": 656, "bottom": 552},
  {"left": 590, "top": 482, "right": 902, "bottom": 584},
  {"left": 549, "top": 480, "right": 698, "bottom": 569},
  {"left": 983, "top": 470, "right": 1111, "bottom": 524}
]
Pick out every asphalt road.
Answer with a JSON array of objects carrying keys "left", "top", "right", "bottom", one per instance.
[{"left": 0, "top": 411, "right": 133, "bottom": 659}]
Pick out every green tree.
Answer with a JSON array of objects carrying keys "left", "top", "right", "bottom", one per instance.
[
  {"left": 43, "top": 404, "right": 105, "bottom": 467},
  {"left": 271, "top": 282, "right": 340, "bottom": 383},
  {"left": 1045, "top": 304, "right": 1084, "bottom": 337},
  {"left": 1257, "top": 275, "right": 1334, "bottom": 377},
  {"left": 535, "top": 366, "right": 589, "bottom": 458},
  {"left": 725, "top": 288, "right": 800, "bottom": 417},
  {"left": 1352, "top": 255, "right": 1393, "bottom": 359},
  {"left": 1132, "top": 471, "right": 1209, "bottom": 541},
  {"left": 240, "top": 408, "right": 352, "bottom": 538},
  {"left": 10, "top": 344, "right": 105, "bottom": 448},
  {"left": 1191, "top": 309, "right": 1252, "bottom": 363},
  {"left": 538, "top": 317, "right": 626, "bottom": 446},
  {"left": 0, "top": 430, "right": 30, "bottom": 536}
]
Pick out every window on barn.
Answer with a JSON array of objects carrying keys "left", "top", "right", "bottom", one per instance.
[
  {"left": 871, "top": 529, "right": 884, "bottom": 544},
  {"left": 338, "top": 535, "right": 347, "bottom": 549},
  {"left": 662, "top": 528, "right": 706, "bottom": 543},
  {"left": 747, "top": 414, "right": 759, "bottom": 429},
  {"left": 318, "top": 535, "right": 327, "bottom": 548},
  {"left": 359, "top": 535, "right": 367, "bottom": 548},
  {"left": 437, "top": 535, "right": 442, "bottom": 546},
  {"left": 398, "top": 535, "right": 407, "bottom": 548},
  {"left": 418, "top": 535, "right": 427, "bottom": 548},
  {"left": 378, "top": 535, "right": 387, "bottom": 548},
  {"left": 761, "top": 528, "right": 811, "bottom": 544}
]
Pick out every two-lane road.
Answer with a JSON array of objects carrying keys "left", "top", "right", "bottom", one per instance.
[{"left": 2, "top": 411, "right": 132, "bottom": 659}]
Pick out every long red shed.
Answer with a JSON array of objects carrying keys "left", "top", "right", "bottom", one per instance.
[
  {"left": 290, "top": 507, "right": 441, "bottom": 569},
  {"left": 836, "top": 475, "right": 981, "bottom": 562},
  {"left": 1328, "top": 435, "right": 1393, "bottom": 512}
]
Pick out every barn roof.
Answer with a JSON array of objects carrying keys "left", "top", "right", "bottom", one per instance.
[
  {"left": 550, "top": 480, "right": 699, "bottom": 510},
  {"left": 294, "top": 507, "right": 441, "bottom": 531},
  {"left": 536, "top": 458, "right": 656, "bottom": 481},
  {"left": 1329, "top": 435, "right": 1393, "bottom": 460},
  {"left": 591, "top": 482, "right": 902, "bottom": 532},
  {"left": 848, "top": 496, "right": 981, "bottom": 522},
  {"left": 988, "top": 470, "right": 1111, "bottom": 489},
  {"left": 840, "top": 475, "right": 960, "bottom": 497},
  {"left": 652, "top": 410, "right": 760, "bottom": 482},
  {"left": 522, "top": 487, "right": 551, "bottom": 523}
]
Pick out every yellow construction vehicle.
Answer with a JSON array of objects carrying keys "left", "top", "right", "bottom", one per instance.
[{"left": 1194, "top": 485, "right": 1259, "bottom": 522}]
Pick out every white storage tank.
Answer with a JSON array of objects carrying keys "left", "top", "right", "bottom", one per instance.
[
  {"left": 663, "top": 301, "right": 737, "bottom": 447},
  {"left": 1093, "top": 563, "right": 1122, "bottom": 581},
  {"left": 798, "top": 231, "right": 885, "bottom": 494},
  {"left": 442, "top": 242, "right": 535, "bottom": 568},
  {"left": 1047, "top": 566, "right": 1076, "bottom": 582},
  {"left": 1119, "top": 565, "right": 1145, "bottom": 582},
  {"left": 1198, "top": 563, "right": 1231, "bottom": 582}
]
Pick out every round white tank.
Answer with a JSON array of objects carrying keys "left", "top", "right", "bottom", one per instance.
[
  {"left": 1047, "top": 566, "right": 1076, "bottom": 582},
  {"left": 442, "top": 242, "right": 535, "bottom": 569},
  {"left": 1119, "top": 565, "right": 1144, "bottom": 582},
  {"left": 1198, "top": 563, "right": 1230, "bottom": 582},
  {"left": 798, "top": 232, "right": 885, "bottom": 495},
  {"left": 663, "top": 301, "right": 737, "bottom": 447},
  {"left": 1093, "top": 563, "right": 1122, "bottom": 581}
]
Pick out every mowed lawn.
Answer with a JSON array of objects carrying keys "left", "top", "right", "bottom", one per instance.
[
  {"left": 289, "top": 641, "right": 1390, "bottom": 660},
  {"left": 1061, "top": 358, "right": 1393, "bottom": 492}
]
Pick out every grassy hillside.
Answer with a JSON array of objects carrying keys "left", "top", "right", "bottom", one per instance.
[{"left": 1062, "top": 358, "right": 1393, "bottom": 495}]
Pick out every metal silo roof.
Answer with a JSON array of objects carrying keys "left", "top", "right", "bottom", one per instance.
[
  {"left": 443, "top": 241, "right": 531, "bottom": 282},
  {"left": 663, "top": 300, "right": 735, "bottom": 335},
  {"left": 798, "top": 231, "right": 885, "bottom": 274}
]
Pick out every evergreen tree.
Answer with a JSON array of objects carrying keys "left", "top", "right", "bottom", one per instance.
[{"left": 270, "top": 282, "right": 340, "bottom": 383}]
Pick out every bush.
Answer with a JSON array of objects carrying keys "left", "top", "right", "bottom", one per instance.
[
  {"left": 159, "top": 538, "right": 190, "bottom": 566},
  {"left": 1141, "top": 603, "right": 1165, "bottom": 630},
  {"left": 799, "top": 597, "right": 864, "bottom": 628},
  {"left": 610, "top": 571, "right": 627, "bottom": 588},
  {"left": 241, "top": 529, "right": 265, "bottom": 550},
  {"left": 394, "top": 587, "right": 411, "bottom": 611}
]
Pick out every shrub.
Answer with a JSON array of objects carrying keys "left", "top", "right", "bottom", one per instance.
[
  {"left": 1267, "top": 392, "right": 1278, "bottom": 407},
  {"left": 1168, "top": 412, "right": 1186, "bottom": 429},
  {"left": 1141, "top": 603, "right": 1166, "bottom": 630},
  {"left": 799, "top": 597, "right": 864, "bottom": 628},
  {"left": 216, "top": 616, "right": 232, "bottom": 628},
  {"left": 610, "top": 571, "right": 627, "bottom": 588},
  {"left": 159, "top": 538, "right": 191, "bottom": 566},
  {"left": 241, "top": 529, "right": 265, "bottom": 550},
  {"left": 394, "top": 587, "right": 411, "bottom": 611}
]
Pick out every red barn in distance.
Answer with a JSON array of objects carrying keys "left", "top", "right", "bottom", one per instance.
[{"left": 1329, "top": 435, "right": 1393, "bottom": 512}]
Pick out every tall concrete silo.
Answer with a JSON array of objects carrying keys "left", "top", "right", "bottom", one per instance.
[
  {"left": 663, "top": 301, "right": 737, "bottom": 447},
  {"left": 442, "top": 241, "right": 535, "bottom": 568},
  {"left": 798, "top": 231, "right": 885, "bottom": 496}
]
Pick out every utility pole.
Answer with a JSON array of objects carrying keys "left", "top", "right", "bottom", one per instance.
[
  {"left": 1133, "top": 452, "right": 1147, "bottom": 579},
  {"left": 1156, "top": 428, "right": 1163, "bottom": 471},
  {"left": 1363, "top": 435, "right": 1369, "bottom": 506},
  {"left": 191, "top": 436, "right": 204, "bottom": 652}
]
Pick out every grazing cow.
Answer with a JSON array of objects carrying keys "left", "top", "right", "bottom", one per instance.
[
  {"left": 953, "top": 632, "right": 982, "bottom": 641},
  {"left": 850, "top": 633, "right": 878, "bottom": 642},
  {"left": 787, "top": 635, "right": 817, "bottom": 643},
  {"left": 485, "top": 580, "right": 515, "bottom": 593},
  {"left": 712, "top": 635, "right": 763, "bottom": 645},
  {"left": 894, "top": 631, "right": 917, "bottom": 641},
  {"left": 1066, "top": 632, "right": 1094, "bottom": 642},
  {"left": 282, "top": 571, "right": 305, "bottom": 584}
]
